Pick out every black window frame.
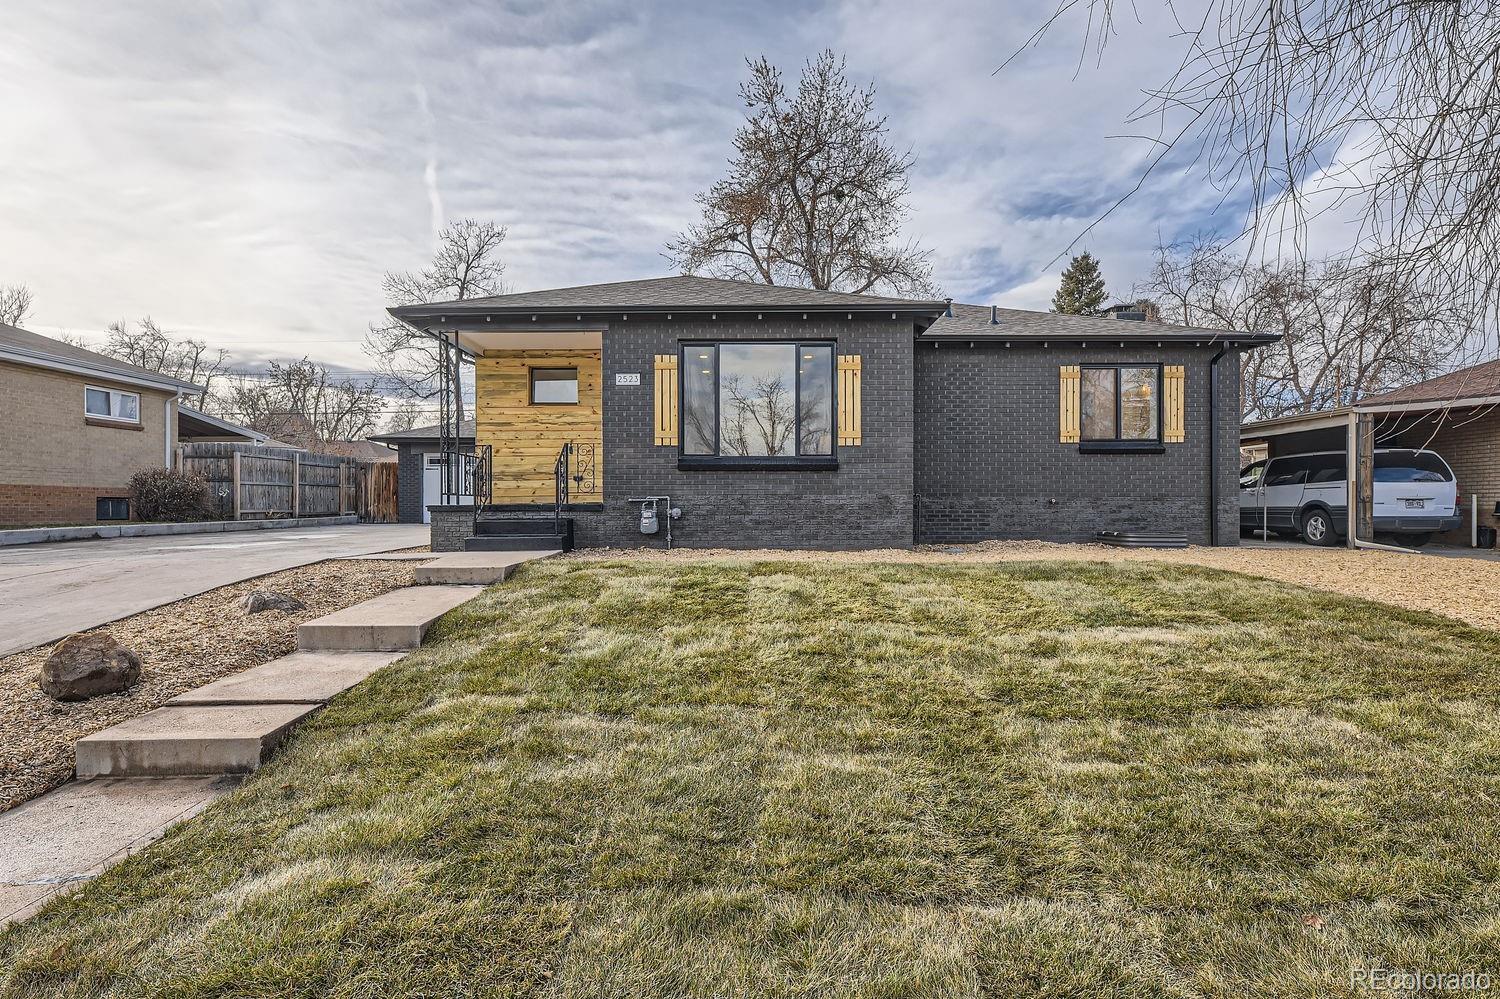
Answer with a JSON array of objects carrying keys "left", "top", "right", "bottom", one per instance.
[
  {"left": 677, "top": 340, "right": 839, "bottom": 470},
  {"left": 96, "top": 496, "right": 130, "bottom": 521},
  {"left": 529, "top": 366, "right": 579, "bottom": 406},
  {"left": 1079, "top": 363, "right": 1165, "bottom": 454}
]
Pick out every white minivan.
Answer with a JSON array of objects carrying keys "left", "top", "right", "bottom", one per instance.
[{"left": 1239, "top": 448, "right": 1461, "bottom": 546}]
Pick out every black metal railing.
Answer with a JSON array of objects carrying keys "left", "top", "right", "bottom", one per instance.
[
  {"left": 438, "top": 445, "right": 491, "bottom": 534},
  {"left": 553, "top": 443, "right": 572, "bottom": 534},
  {"left": 570, "top": 442, "right": 596, "bottom": 495}
]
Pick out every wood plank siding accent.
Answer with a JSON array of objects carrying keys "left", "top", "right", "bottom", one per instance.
[
  {"left": 1058, "top": 365, "right": 1081, "bottom": 443},
  {"left": 475, "top": 349, "right": 603, "bottom": 503},
  {"left": 1163, "top": 364, "right": 1186, "bottom": 443},
  {"left": 653, "top": 353, "right": 678, "bottom": 446},
  {"left": 837, "top": 354, "right": 862, "bottom": 447}
]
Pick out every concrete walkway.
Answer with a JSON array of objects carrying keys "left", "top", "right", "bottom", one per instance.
[
  {"left": 0, "top": 523, "right": 428, "bottom": 656},
  {"left": 0, "top": 776, "right": 236, "bottom": 926},
  {"left": 414, "top": 549, "right": 561, "bottom": 585},
  {"left": 1, "top": 548, "right": 557, "bottom": 927}
]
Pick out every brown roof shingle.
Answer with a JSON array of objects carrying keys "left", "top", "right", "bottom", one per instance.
[{"left": 1358, "top": 358, "right": 1500, "bottom": 406}]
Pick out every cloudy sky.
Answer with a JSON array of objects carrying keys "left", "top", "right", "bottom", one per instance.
[{"left": 0, "top": 0, "right": 1251, "bottom": 382}]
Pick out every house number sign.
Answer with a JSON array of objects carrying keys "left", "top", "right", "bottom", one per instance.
[{"left": 615, "top": 372, "right": 641, "bottom": 386}]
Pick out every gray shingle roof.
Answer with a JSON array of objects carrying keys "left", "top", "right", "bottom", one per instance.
[
  {"left": 0, "top": 322, "right": 205, "bottom": 390},
  {"left": 390, "top": 275, "right": 945, "bottom": 318},
  {"left": 368, "top": 420, "right": 476, "bottom": 444},
  {"left": 923, "top": 302, "right": 1271, "bottom": 342},
  {"left": 386, "top": 274, "right": 1274, "bottom": 342}
]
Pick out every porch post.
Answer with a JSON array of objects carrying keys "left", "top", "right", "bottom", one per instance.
[{"left": 1345, "top": 411, "right": 1357, "bottom": 548}]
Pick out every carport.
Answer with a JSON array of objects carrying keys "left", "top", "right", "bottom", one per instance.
[{"left": 1242, "top": 374, "right": 1500, "bottom": 549}]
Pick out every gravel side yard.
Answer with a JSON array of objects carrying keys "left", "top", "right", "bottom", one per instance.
[
  {"left": 567, "top": 541, "right": 1500, "bottom": 632},
  {"left": 0, "top": 558, "right": 417, "bottom": 811}
]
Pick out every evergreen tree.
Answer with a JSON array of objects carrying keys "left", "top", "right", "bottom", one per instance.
[{"left": 1052, "top": 253, "right": 1107, "bottom": 315}]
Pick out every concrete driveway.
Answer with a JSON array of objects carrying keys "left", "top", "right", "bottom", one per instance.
[{"left": 0, "top": 524, "right": 428, "bottom": 656}]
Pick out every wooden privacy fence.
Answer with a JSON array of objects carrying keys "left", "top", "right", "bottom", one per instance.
[
  {"left": 179, "top": 443, "right": 395, "bottom": 521},
  {"left": 357, "top": 461, "right": 399, "bottom": 524}
]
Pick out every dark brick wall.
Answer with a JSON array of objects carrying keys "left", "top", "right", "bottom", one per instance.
[
  {"left": 583, "top": 316, "right": 914, "bottom": 550},
  {"left": 913, "top": 342, "right": 1243, "bottom": 546},
  {"left": 429, "top": 505, "right": 472, "bottom": 551},
  {"left": 395, "top": 444, "right": 430, "bottom": 525}
]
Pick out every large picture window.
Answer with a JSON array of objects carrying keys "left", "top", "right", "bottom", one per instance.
[
  {"left": 1081, "top": 365, "right": 1160, "bottom": 442},
  {"left": 681, "top": 342, "right": 835, "bottom": 461}
]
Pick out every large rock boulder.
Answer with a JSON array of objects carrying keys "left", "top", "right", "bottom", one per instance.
[
  {"left": 241, "top": 589, "right": 306, "bottom": 614},
  {"left": 39, "top": 633, "right": 142, "bottom": 701}
]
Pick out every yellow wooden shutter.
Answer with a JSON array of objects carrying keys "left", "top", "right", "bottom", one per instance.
[
  {"left": 1059, "top": 365, "right": 1081, "bottom": 443},
  {"left": 837, "top": 354, "right": 862, "bottom": 446},
  {"left": 653, "top": 353, "right": 678, "bottom": 446},
  {"left": 1163, "top": 365, "right": 1186, "bottom": 443}
]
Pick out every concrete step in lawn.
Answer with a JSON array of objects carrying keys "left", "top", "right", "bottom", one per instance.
[
  {"left": 168, "top": 651, "right": 403, "bottom": 706},
  {"left": 1, "top": 775, "right": 237, "bottom": 927},
  {"left": 297, "top": 585, "right": 483, "bottom": 652},
  {"left": 413, "top": 550, "right": 560, "bottom": 586},
  {"left": 76, "top": 703, "right": 320, "bottom": 778}
]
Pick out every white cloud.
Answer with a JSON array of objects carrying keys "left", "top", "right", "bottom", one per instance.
[{"left": 0, "top": 0, "right": 1238, "bottom": 378}]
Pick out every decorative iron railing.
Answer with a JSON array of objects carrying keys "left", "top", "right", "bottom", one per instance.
[
  {"left": 554, "top": 443, "right": 571, "bottom": 534},
  {"left": 437, "top": 444, "right": 491, "bottom": 511}
]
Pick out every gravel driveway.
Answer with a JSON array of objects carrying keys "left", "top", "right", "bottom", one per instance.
[{"left": 566, "top": 540, "right": 1500, "bottom": 633}]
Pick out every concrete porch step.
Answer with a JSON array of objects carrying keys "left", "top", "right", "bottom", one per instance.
[
  {"left": 413, "top": 550, "right": 560, "bottom": 586},
  {"left": 167, "top": 651, "right": 403, "bottom": 706},
  {"left": 297, "top": 585, "right": 483, "bottom": 651},
  {"left": 76, "top": 704, "right": 320, "bottom": 778},
  {"left": 464, "top": 535, "right": 569, "bottom": 552}
]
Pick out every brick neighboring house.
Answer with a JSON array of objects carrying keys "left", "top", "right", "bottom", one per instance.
[
  {"left": 0, "top": 322, "right": 203, "bottom": 525},
  {"left": 383, "top": 276, "right": 1277, "bottom": 551},
  {"left": 1360, "top": 360, "right": 1500, "bottom": 544}
]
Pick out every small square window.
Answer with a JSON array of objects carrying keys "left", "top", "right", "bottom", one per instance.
[
  {"left": 96, "top": 497, "right": 130, "bottom": 521},
  {"left": 530, "top": 367, "right": 579, "bottom": 405}
]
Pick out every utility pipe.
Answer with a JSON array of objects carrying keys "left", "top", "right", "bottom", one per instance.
[{"left": 1208, "top": 344, "right": 1227, "bottom": 546}]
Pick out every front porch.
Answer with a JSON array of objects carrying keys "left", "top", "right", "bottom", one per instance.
[{"left": 424, "top": 327, "right": 606, "bottom": 552}]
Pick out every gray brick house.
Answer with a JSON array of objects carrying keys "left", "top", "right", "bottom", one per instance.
[{"left": 386, "top": 276, "right": 1274, "bottom": 551}]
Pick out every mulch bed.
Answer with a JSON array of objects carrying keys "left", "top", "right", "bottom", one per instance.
[{"left": 0, "top": 558, "right": 417, "bottom": 812}]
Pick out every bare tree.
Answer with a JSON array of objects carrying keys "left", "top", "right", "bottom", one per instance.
[
  {"left": 668, "top": 51, "right": 936, "bottom": 296},
  {"left": 0, "top": 284, "right": 34, "bottom": 327},
  {"left": 1139, "top": 237, "right": 1470, "bottom": 419},
  {"left": 720, "top": 373, "right": 796, "bottom": 456},
  {"left": 383, "top": 398, "right": 426, "bottom": 434},
  {"left": 99, "top": 317, "right": 229, "bottom": 408},
  {"left": 1013, "top": 2, "right": 1500, "bottom": 329},
  {"left": 364, "top": 219, "right": 507, "bottom": 399},
  {"left": 218, "top": 359, "right": 385, "bottom": 445}
]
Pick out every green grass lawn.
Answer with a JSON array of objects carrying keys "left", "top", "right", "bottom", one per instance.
[{"left": 5, "top": 558, "right": 1500, "bottom": 997}]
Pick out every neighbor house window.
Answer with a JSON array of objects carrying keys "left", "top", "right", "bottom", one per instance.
[
  {"left": 530, "top": 367, "right": 579, "bottom": 404},
  {"left": 96, "top": 497, "right": 129, "bottom": 521},
  {"left": 1081, "top": 365, "right": 1160, "bottom": 441},
  {"left": 681, "top": 343, "right": 834, "bottom": 459},
  {"left": 84, "top": 386, "right": 141, "bottom": 424}
]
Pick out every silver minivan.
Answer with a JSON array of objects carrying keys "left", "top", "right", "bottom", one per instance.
[{"left": 1239, "top": 448, "right": 1461, "bottom": 546}]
